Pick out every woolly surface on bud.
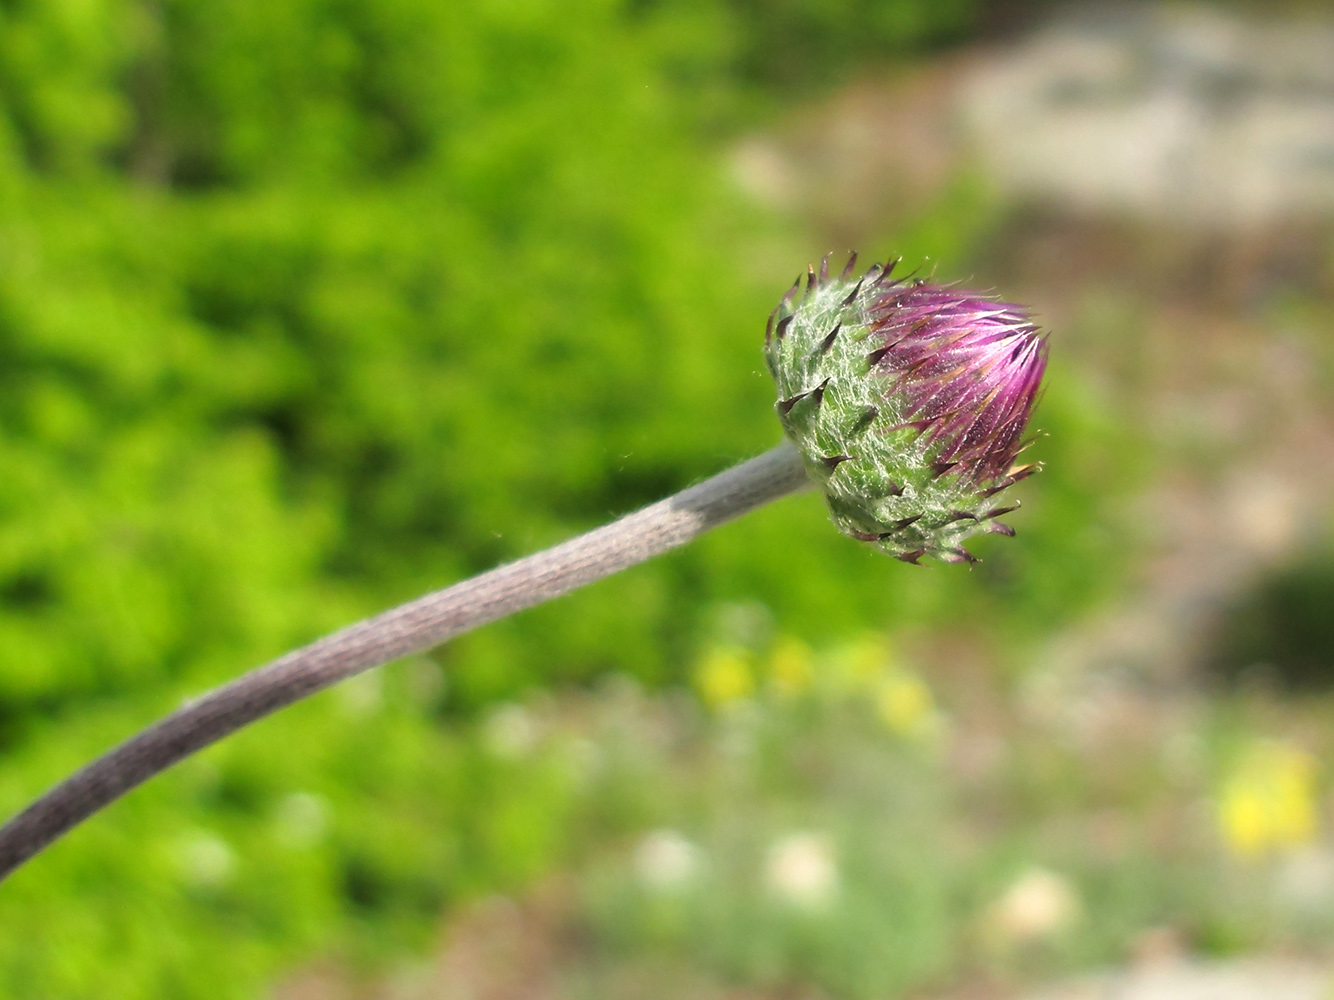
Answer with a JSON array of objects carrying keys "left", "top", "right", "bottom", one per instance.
[{"left": 764, "top": 254, "right": 1048, "bottom": 564}]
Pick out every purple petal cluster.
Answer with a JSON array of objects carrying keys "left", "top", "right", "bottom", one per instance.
[{"left": 868, "top": 282, "right": 1048, "bottom": 485}]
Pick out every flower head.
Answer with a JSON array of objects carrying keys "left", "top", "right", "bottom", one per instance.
[
  {"left": 765, "top": 254, "right": 1048, "bottom": 563},
  {"left": 1218, "top": 740, "right": 1319, "bottom": 859},
  {"left": 634, "top": 829, "right": 701, "bottom": 889},
  {"left": 984, "top": 867, "right": 1081, "bottom": 946},
  {"left": 765, "top": 832, "right": 838, "bottom": 909}
]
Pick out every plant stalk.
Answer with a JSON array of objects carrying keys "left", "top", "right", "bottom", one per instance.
[{"left": 0, "top": 442, "right": 810, "bottom": 883}]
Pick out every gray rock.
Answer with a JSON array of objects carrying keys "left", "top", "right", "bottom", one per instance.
[{"left": 960, "top": 4, "right": 1334, "bottom": 227}]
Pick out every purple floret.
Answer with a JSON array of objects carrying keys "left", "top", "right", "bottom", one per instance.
[{"left": 867, "top": 282, "right": 1048, "bottom": 485}]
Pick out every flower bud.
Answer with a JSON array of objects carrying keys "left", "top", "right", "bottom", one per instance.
[{"left": 765, "top": 254, "right": 1048, "bottom": 564}]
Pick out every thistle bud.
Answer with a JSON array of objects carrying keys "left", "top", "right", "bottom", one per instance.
[{"left": 765, "top": 254, "right": 1048, "bottom": 564}]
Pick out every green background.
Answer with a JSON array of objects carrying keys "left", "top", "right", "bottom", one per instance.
[{"left": 0, "top": 1, "right": 1142, "bottom": 996}]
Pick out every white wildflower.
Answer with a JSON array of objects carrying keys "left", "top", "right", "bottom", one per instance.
[
  {"left": 765, "top": 832, "right": 838, "bottom": 909},
  {"left": 634, "top": 829, "right": 700, "bottom": 890}
]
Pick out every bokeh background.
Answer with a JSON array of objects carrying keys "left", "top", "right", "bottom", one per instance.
[{"left": 1, "top": 0, "right": 1333, "bottom": 997}]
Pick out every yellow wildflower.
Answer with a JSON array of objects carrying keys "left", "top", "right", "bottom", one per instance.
[
  {"left": 829, "top": 633, "right": 892, "bottom": 693},
  {"left": 874, "top": 668, "right": 938, "bottom": 739},
  {"left": 694, "top": 647, "right": 754, "bottom": 710},
  {"left": 1218, "top": 740, "right": 1319, "bottom": 859},
  {"left": 768, "top": 636, "right": 814, "bottom": 699}
]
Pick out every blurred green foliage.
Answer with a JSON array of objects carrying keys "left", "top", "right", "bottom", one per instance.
[
  {"left": 1208, "top": 544, "right": 1334, "bottom": 691},
  {"left": 0, "top": 0, "right": 1136, "bottom": 996}
]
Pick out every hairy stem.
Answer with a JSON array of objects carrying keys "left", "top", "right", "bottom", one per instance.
[{"left": 0, "top": 442, "right": 810, "bottom": 883}]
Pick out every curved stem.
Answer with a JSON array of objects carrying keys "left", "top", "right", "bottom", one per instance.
[{"left": 0, "top": 442, "right": 810, "bottom": 883}]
